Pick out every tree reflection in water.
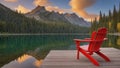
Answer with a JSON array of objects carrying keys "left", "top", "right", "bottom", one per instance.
[
  {"left": 0, "top": 35, "right": 120, "bottom": 68},
  {"left": 0, "top": 35, "right": 88, "bottom": 68}
]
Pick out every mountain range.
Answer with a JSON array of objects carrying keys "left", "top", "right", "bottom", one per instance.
[
  {"left": 0, "top": 3, "right": 90, "bottom": 33},
  {"left": 25, "top": 6, "right": 91, "bottom": 27}
]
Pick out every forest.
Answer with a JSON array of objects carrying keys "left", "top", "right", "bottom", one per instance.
[
  {"left": 0, "top": 3, "right": 89, "bottom": 33},
  {"left": 91, "top": 3, "right": 120, "bottom": 33}
]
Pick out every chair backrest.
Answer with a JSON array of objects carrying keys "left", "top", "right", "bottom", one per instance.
[
  {"left": 88, "top": 27, "right": 107, "bottom": 52},
  {"left": 88, "top": 31, "right": 97, "bottom": 51},
  {"left": 91, "top": 31, "right": 97, "bottom": 40}
]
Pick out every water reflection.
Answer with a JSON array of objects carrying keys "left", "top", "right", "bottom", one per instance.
[
  {"left": 2, "top": 54, "right": 42, "bottom": 68},
  {"left": 0, "top": 35, "right": 120, "bottom": 68},
  {"left": 0, "top": 35, "right": 89, "bottom": 68}
]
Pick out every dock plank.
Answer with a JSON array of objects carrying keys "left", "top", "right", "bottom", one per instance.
[{"left": 40, "top": 48, "right": 120, "bottom": 68}]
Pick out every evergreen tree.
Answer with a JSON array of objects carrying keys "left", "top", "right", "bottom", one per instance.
[
  {"left": 91, "top": 17, "right": 98, "bottom": 32},
  {"left": 112, "top": 5, "right": 118, "bottom": 32},
  {"left": 0, "top": 3, "right": 90, "bottom": 33},
  {"left": 91, "top": 3, "right": 120, "bottom": 33},
  {"left": 118, "top": 2, "right": 120, "bottom": 22},
  {"left": 109, "top": 10, "right": 112, "bottom": 22},
  {"left": 118, "top": 2, "right": 120, "bottom": 32},
  {"left": 98, "top": 11, "right": 103, "bottom": 28}
]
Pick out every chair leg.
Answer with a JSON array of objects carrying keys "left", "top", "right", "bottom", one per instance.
[
  {"left": 77, "top": 49, "right": 79, "bottom": 59},
  {"left": 96, "top": 51, "right": 110, "bottom": 62},
  {"left": 80, "top": 48, "right": 99, "bottom": 66}
]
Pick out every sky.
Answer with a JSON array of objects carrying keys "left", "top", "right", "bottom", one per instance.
[{"left": 0, "top": 0, "right": 120, "bottom": 21}]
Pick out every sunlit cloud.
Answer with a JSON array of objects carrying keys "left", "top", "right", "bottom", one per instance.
[
  {"left": 69, "top": 0, "right": 99, "bottom": 21},
  {"left": 46, "top": 6, "right": 71, "bottom": 14},
  {"left": 46, "top": 6, "right": 64, "bottom": 14},
  {"left": 15, "top": 5, "right": 30, "bottom": 13},
  {"left": 4, "top": 0, "right": 18, "bottom": 2},
  {"left": 33, "top": 0, "right": 51, "bottom": 6},
  {"left": 33, "top": 0, "right": 71, "bottom": 14}
]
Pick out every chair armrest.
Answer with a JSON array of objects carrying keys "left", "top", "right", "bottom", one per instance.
[
  {"left": 74, "top": 39, "right": 93, "bottom": 42},
  {"left": 84, "top": 38, "right": 107, "bottom": 40},
  {"left": 104, "top": 38, "right": 108, "bottom": 40},
  {"left": 74, "top": 39, "right": 104, "bottom": 42}
]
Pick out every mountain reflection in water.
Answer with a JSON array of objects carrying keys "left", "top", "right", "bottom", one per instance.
[
  {"left": 2, "top": 54, "right": 42, "bottom": 68},
  {"left": 0, "top": 35, "right": 120, "bottom": 68},
  {"left": 0, "top": 35, "right": 88, "bottom": 68}
]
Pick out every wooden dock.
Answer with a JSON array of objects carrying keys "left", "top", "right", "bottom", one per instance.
[{"left": 40, "top": 48, "right": 120, "bottom": 68}]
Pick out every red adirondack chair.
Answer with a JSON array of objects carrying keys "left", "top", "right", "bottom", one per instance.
[{"left": 74, "top": 27, "right": 110, "bottom": 66}]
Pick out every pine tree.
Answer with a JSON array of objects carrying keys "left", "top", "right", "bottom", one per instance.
[
  {"left": 103, "top": 13, "right": 109, "bottom": 28},
  {"left": 99, "top": 11, "right": 102, "bottom": 22},
  {"left": 109, "top": 10, "right": 112, "bottom": 21},
  {"left": 98, "top": 11, "right": 103, "bottom": 28},
  {"left": 91, "top": 17, "right": 98, "bottom": 33},
  {"left": 117, "top": 2, "right": 120, "bottom": 32},
  {"left": 118, "top": 2, "right": 120, "bottom": 22},
  {"left": 103, "top": 13, "right": 106, "bottom": 27},
  {"left": 112, "top": 5, "right": 118, "bottom": 32}
]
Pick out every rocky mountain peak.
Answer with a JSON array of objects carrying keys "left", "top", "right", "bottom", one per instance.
[
  {"left": 64, "top": 13, "right": 71, "bottom": 16},
  {"left": 64, "top": 13, "right": 91, "bottom": 27},
  {"left": 0, "top": 3, "right": 11, "bottom": 11},
  {"left": 25, "top": 6, "right": 91, "bottom": 27},
  {"left": 27, "top": 6, "right": 46, "bottom": 15}
]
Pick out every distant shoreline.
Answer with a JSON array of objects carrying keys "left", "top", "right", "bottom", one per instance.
[
  {"left": 108, "top": 33, "right": 120, "bottom": 36},
  {"left": 0, "top": 33, "right": 90, "bottom": 35},
  {"left": 0, "top": 33, "right": 120, "bottom": 36}
]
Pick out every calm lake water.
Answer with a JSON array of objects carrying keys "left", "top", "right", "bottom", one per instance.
[{"left": 0, "top": 35, "right": 120, "bottom": 68}]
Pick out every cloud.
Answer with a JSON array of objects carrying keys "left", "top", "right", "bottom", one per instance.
[
  {"left": 15, "top": 5, "right": 30, "bottom": 13},
  {"left": 46, "top": 6, "right": 64, "bottom": 14},
  {"left": 46, "top": 6, "right": 71, "bottom": 14},
  {"left": 4, "top": 0, "right": 18, "bottom": 2},
  {"left": 33, "top": 0, "right": 51, "bottom": 6},
  {"left": 69, "top": 0, "right": 99, "bottom": 21}
]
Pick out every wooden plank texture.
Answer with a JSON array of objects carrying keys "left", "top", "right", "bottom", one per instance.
[{"left": 40, "top": 48, "right": 120, "bottom": 68}]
